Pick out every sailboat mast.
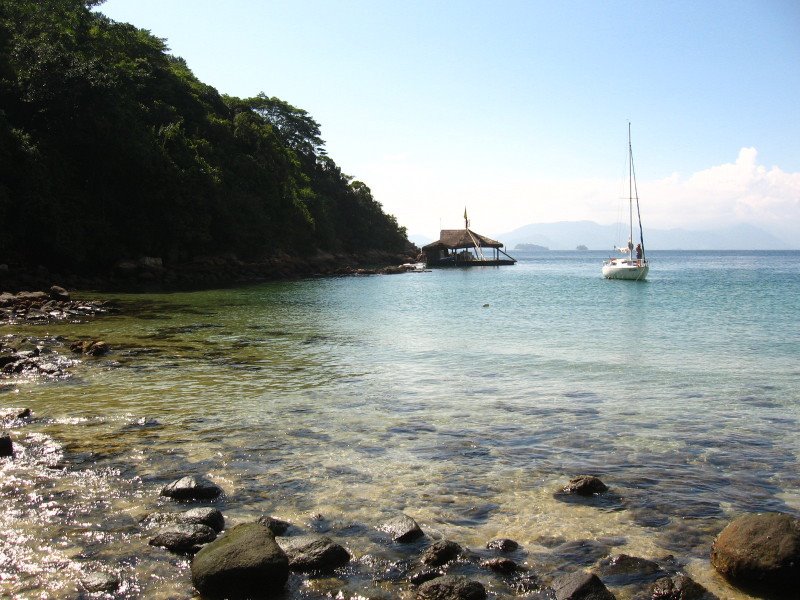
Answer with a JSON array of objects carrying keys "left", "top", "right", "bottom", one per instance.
[
  {"left": 629, "top": 125, "right": 646, "bottom": 261},
  {"left": 628, "top": 123, "right": 634, "bottom": 256}
]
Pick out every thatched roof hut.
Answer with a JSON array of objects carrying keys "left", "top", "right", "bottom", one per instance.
[{"left": 422, "top": 228, "right": 515, "bottom": 267}]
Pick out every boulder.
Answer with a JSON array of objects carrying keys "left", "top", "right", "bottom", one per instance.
[
  {"left": 180, "top": 507, "right": 225, "bottom": 532},
  {"left": 416, "top": 575, "right": 487, "bottom": 600},
  {"left": 552, "top": 571, "right": 615, "bottom": 600},
  {"left": 279, "top": 535, "right": 350, "bottom": 572},
  {"left": 49, "top": 285, "right": 70, "bottom": 301},
  {"left": 191, "top": 523, "right": 289, "bottom": 599},
  {"left": 486, "top": 538, "right": 519, "bottom": 552},
  {"left": 0, "top": 433, "right": 13, "bottom": 457},
  {"left": 161, "top": 475, "right": 223, "bottom": 501},
  {"left": 710, "top": 512, "right": 800, "bottom": 592},
  {"left": 562, "top": 476, "right": 609, "bottom": 496},
  {"left": 380, "top": 514, "right": 424, "bottom": 542},
  {"left": 649, "top": 574, "right": 716, "bottom": 599},
  {"left": 149, "top": 523, "right": 217, "bottom": 553},
  {"left": 421, "top": 540, "right": 462, "bottom": 567}
]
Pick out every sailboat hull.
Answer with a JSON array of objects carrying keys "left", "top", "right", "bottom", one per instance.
[{"left": 602, "top": 260, "right": 649, "bottom": 280}]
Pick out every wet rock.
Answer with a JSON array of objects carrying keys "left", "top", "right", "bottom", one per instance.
[
  {"left": 0, "top": 407, "right": 30, "bottom": 422},
  {"left": 649, "top": 574, "right": 717, "bottom": 599},
  {"left": 380, "top": 513, "right": 424, "bottom": 542},
  {"left": 49, "top": 285, "right": 70, "bottom": 301},
  {"left": 552, "top": 571, "right": 615, "bottom": 600},
  {"left": 191, "top": 523, "right": 289, "bottom": 599},
  {"left": 257, "top": 515, "right": 291, "bottom": 535},
  {"left": 80, "top": 571, "right": 120, "bottom": 593},
  {"left": 480, "top": 557, "right": 522, "bottom": 574},
  {"left": 149, "top": 523, "right": 217, "bottom": 553},
  {"left": 161, "top": 475, "right": 223, "bottom": 501},
  {"left": 486, "top": 538, "right": 519, "bottom": 552},
  {"left": 410, "top": 567, "right": 445, "bottom": 585},
  {"left": 279, "top": 535, "right": 351, "bottom": 572},
  {"left": 595, "top": 554, "right": 665, "bottom": 587},
  {"left": 69, "top": 340, "right": 109, "bottom": 356},
  {"left": 16, "top": 291, "right": 48, "bottom": 302},
  {"left": 416, "top": 575, "right": 487, "bottom": 599},
  {"left": 0, "top": 432, "right": 13, "bottom": 457},
  {"left": 180, "top": 507, "right": 225, "bottom": 532},
  {"left": 562, "top": 476, "right": 609, "bottom": 496},
  {"left": 421, "top": 540, "right": 462, "bottom": 566},
  {"left": 514, "top": 574, "right": 544, "bottom": 594},
  {"left": 710, "top": 512, "right": 800, "bottom": 592}
]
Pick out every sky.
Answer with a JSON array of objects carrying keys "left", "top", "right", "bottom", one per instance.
[{"left": 97, "top": 0, "right": 800, "bottom": 246}]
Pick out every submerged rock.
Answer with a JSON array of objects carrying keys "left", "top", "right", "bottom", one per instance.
[
  {"left": 595, "top": 554, "right": 665, "bottom": 587},
  {"left": 562, "top": 476, "right": 609, "bottom": 496},
  {"left": 69, "top": 340, "right": 109, "bottom": 356},
  {"left": 416, "top": 575, "right": 487, "bottom": 600},
  {"left": 80, "top": 571, "right": 120, "bottom": 593},
  {"left": 161, "top": 475, "right": 222, "bottom": 501},
  {"left": 191, "top": 523, "right": 289, "bottom": 599},
  {"left": 552, "top": 571, "right": 615, "bottom": 600},
  {"left": 380, "top": 514, "right": 424, "bottom": 542},
  {"left": 710, "top": 512, "right": 800, "bottom": 592}
]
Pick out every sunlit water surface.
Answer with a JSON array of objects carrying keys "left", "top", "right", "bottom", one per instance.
[{"left": 2, "top": 250, "right": 799, "bottom": 598}]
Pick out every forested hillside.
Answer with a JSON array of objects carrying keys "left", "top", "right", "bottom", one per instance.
[{"left": 0, "top": 0, "right": 409, "bottom": 276}]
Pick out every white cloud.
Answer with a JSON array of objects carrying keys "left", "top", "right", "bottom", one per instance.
[{"left": 357, "top": 148, "right": 800, "bottom": 244}]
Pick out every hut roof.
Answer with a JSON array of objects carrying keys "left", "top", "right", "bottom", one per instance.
[{"left": 422, "top": 229, "right": 503, "bottom": 251}]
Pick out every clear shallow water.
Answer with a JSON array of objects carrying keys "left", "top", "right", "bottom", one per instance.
[{"left": 2, "top": 250, "right": 799, "bottom": 598}]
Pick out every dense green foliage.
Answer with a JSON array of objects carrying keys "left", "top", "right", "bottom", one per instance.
[{"left": 0, "top": 0, "right": 408, "bottom": 272}]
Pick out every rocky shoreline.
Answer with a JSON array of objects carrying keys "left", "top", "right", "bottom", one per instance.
[
  {"left": 0, "top": 249, "right": 421, "bottom": 293},
  {"left": 4, "top": 407, "right": 799, "bottom": 599}
]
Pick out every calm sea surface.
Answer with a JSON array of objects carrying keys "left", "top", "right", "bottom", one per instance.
[{"left": 2, "top": 250, "right": 799, "bottom": 598}]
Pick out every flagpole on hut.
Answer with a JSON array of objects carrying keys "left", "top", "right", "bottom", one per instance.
[{"left": 464, "top": 207, "right": 469, "bottom": 229}]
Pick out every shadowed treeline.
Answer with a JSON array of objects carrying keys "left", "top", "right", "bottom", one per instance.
[{"left": 0, "top": 0, "right": 409, "bottom": 275}]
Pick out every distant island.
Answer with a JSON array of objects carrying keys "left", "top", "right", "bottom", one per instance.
[
  {"left": 514, "top": 243, "right": 549, "bottom": 252},
  {"left": 497, "top": 221, "right": 793, "bottom": 251},
  {"left": 576, "top": 245, "right": 588, "bottom": 251}
]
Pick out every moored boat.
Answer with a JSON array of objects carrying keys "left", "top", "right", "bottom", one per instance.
[{"left": 603, "top": 123, "right": 649, "bottom": 281}]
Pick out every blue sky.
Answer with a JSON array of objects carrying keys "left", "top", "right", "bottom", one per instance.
[{"left": 98, "top": 0, "right": 800, "bottom": 245}]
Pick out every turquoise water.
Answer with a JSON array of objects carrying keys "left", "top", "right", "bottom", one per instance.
[{"left": 2, "top": 250, "right": 799, "bottom": 598}]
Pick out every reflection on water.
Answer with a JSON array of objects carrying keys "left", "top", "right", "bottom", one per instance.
[{"left": 2, "top": 251, "right": 799, "bottom": 598}]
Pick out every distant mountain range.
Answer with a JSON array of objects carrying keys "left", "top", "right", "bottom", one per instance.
[{"left": 409, "top": 221, "right": 793, "bottom": 250}]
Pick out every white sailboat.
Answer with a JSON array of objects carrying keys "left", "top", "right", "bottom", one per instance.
[{"left": 602, "top": 124, "right": 649, "bottom": 281}]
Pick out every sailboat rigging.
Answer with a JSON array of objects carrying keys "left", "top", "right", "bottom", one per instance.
[{"left": 602, "top": 124, "right": 649, "bottom": 280}]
